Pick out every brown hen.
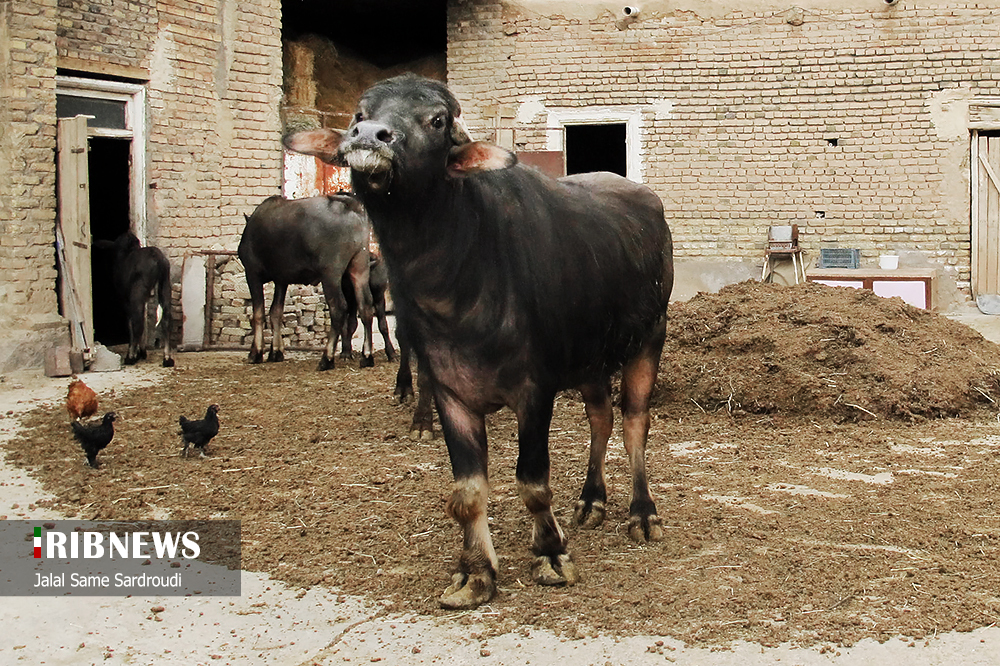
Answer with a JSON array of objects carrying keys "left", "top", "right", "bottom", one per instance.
[{"left": 66, "top": 377, "right": 99, "bottom": 421}]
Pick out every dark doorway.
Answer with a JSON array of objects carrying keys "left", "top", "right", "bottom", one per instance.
[
  {"left": 89, "top": 137, "right": 131, "bottom": 346},
  {"left": 565, "top": 123, "right": 627, "bottom": 177}
]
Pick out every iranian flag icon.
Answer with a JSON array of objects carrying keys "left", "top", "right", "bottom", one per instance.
[{"left": 33, "top": 526, "right": 41, "bottom": 558}]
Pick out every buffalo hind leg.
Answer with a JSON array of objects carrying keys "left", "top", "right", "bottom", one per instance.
[
  {"left": 375, "top": 296, "right": 396, "bottom": 361},
  {"left": 437, "top": 393, "right": 497, "bottom": 609},
  {"left": 346, "top": 252, "right": 375, "bottom": 368},
  {"left": 123, "top": 287, "right": 146, "bottom": 365},
  {"left": 574, "top": 381, "right": 613, "bottom": 529},
  {"left": 516, "top": 389, "right": 579, "bottom": 588},
  {"left": 247, "top": 277, "right": 266, "bottom": 364},
  {"left": 621, "top": 321, "right": 667, "bottom": 542},
  {"left": 266, "top": 284, "right": 288, "bottom": 363},
  {"left": 318, "top": 275, "right": 350, "bottom": 371}
]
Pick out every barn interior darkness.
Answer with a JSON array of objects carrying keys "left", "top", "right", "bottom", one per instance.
[
  {"left": 281, "top": 0, "right": 446, "bottom": 68},
  {"left": 89, "top": 138, "right": 131, "bottom": 346},
  {"left": 565, "top": 124, "right": 628, "bottom": 177}
]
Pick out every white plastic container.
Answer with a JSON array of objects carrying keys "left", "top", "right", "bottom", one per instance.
[{"left": 879, "top": 254, "right": 899, "bottom": 270}]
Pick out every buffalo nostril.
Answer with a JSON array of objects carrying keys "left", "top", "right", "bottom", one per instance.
[
  {"left": 351, "top": 127, "right": 360, "bottom": 137},
  {"left": 376, "top": 129, "right": 394, "bottom": 144}
]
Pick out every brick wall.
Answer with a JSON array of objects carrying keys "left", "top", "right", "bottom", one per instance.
[
  {"left": 0, "top": 0, "right": 66, "bottom": 371},
  {"left": 447, "top": 1, "right": 1000, "bottom": 294}
]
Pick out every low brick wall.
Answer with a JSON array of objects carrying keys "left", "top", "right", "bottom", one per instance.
[{"left": 206, "top": 253, "right": 331, "bottom": 351}]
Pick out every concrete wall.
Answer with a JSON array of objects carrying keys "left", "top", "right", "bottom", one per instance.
[
  {"left": 0, "top": 0, "right": 284, "bottom": 372},
  {"left": 446, "top": 0, "right": 1000, "bottom": 301}
]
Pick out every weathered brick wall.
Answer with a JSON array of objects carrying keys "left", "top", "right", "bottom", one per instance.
[
  {"left": 0, "top": 0, "right": 66, "bottom": 371},
  {"left": 58, "top": 2, "right": 284, "bottom": 255},
  {"left": 447, "top": 1, "right": 1000, "bottom": 294},
  {"left": 56, "top": 0, "right": 158, "bottom": 74}
]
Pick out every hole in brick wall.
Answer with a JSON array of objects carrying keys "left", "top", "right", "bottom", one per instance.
[
  {"left": 827, "top": 138, "right": 839, "bottom": 147},
  {"left": 815, "top": 211, "right": 826, "bottom": 219},
  {"left": 565, "top": 123, "right": 627, "bottom": 177}
]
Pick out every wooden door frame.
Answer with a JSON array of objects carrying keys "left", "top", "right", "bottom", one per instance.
[{"left": 972, "top": 129, "right": 1000, "bottom": 297}]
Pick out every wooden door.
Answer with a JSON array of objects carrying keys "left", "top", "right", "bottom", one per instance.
[
  {"left": 973, "top": 131, "right": 1000, "bottom": 296},
  {"left": 56, "top": 115, "right": 94, "bottom": 359}
]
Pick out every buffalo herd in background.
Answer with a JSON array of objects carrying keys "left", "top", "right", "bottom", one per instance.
[{"left": 87, "top": 74, "right": 674, "bottom": 611}]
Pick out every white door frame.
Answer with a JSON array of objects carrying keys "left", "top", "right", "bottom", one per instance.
[
  {"left": 544, "top": 107, "right": 645, "bottom": 184},
  {"left": 56, "top": 75, "right": 148, "bottom": 240}
]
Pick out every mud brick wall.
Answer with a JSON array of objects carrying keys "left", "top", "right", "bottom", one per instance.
[
  {"left": 0, "top": 0, "right": 68, "bottom": 371},
  {"left": 447, "top": 1, "right": 1000, "bottom": 294},
  {"left": 0, "top": 1, "right": 60, "bottom": 321},
  {"left": 57, "top": 0, "right": 284, "bottom": 254},
  {"left": 208, "top": 254, "right": 330, "bottom": 351}
]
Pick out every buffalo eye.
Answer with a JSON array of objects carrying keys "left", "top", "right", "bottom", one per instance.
[{"left": 430, "top": 114, "right": 446, "bottom": 130}]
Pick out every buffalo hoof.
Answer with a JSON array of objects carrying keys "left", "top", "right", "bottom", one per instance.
[
  {"left": 124, "top": 355, "right": 139, "bottom": 366},
  {"left": 248, "top": 351, "right": 264, "bottom": 364},
  {"left": 385, "top": 348, "right": 397, "bottom": 362},
  {"left": 409, "top": 421, "right": 434, "bottom": 441},
  {"left": 439, "top": 571, "right": 496, "bottom": 610},
  {"left": 531, "top": 553, "right": 579, "bottom": 587},
  {"left": 162, "top": 357, "right": 175, "bottom": 368},
  {"left": 138, "top": 349, "right": 148, "bottom": 360},
  {"left": 573, "top": 499, "right": 606, "bottom": 529},
  {"left": 339, "top": 350, "right": 355, "bottom": 360},
  {"left": 395, "top": 385, "right": 414, "bottom": 404},
  {"left": 359, "top": 354, "right": 375, "bottom": 368},
  {"left": 267, "top": 350, "right": 284, "bottom": 363},
  {"left": 316, "top": 355, "right": 335, "bottom": 371},
  {"left": 627, "top": 513, "right": 664, "bottom": 542}
]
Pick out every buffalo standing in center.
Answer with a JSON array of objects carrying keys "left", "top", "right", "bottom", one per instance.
[
  {"left": 239, "top": 194, "right": 376, "bottom": 370},
  {"left": 285, "top": 74, "right": 674, "bottom": 609}
]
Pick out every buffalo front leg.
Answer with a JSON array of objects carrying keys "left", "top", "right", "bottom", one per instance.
[
  {"left": 267, "top": 284, "right": 288, "bottom": 363},
  {"left": 620, "top": 321, "right": 667, "bottom": 542},
  {"left": 574, "top": 381, "right": 613, "bottom": 529},
  {"left": 516, "top": 388, "right": 579, "bottom": 588},
  {"left": 436, "top": 392, "right": 497, "bottom": 609}
]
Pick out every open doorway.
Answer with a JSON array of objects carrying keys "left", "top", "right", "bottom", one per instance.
[
  {"left": 56, "top": 76, "right": 147, "bottom": 351},
  {"left": 565, "top": 123, "right": 627, "bottom": 177},
  {"left": 89, "top": 137, "right": 132, "bottom": 345}
]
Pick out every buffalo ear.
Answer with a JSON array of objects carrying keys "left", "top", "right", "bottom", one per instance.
[
  {"left": 283, "top": 129, "right": 346, "bottom": 166},
  {"left": 446, "top": 142, "right": 517, "bottom": 178}
]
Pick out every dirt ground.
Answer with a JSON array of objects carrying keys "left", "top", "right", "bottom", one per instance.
[{"left": 6, "top": 281, "right": 1000, "bottom": 651}]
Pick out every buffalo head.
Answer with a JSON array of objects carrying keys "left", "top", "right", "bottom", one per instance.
[{"left": 283, "top": 74, "right": 517, "bottom": 195}]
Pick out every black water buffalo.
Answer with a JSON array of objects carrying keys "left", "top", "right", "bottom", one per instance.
[
  {"left": 340, "top": 255, "right": 395, "bottom": 362},
  {"left": 97, "top": 232, "right": 175, "bottom": 367},
  {"left": 238, "top": 194, "right": 375, "bottom": 370},
  {"left": 342, "top": 255, "right": 435, "bottom": 440},
  {"left": 284, "top": 74, "right": 673, "bottom": 609}
]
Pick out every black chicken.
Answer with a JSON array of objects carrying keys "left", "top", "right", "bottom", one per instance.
[
  {"left": 179, "top": 404, "right": 220, "bottom": 458},
  {"left": 71, "top": 411, "right": 117, "bottom": 469}
]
